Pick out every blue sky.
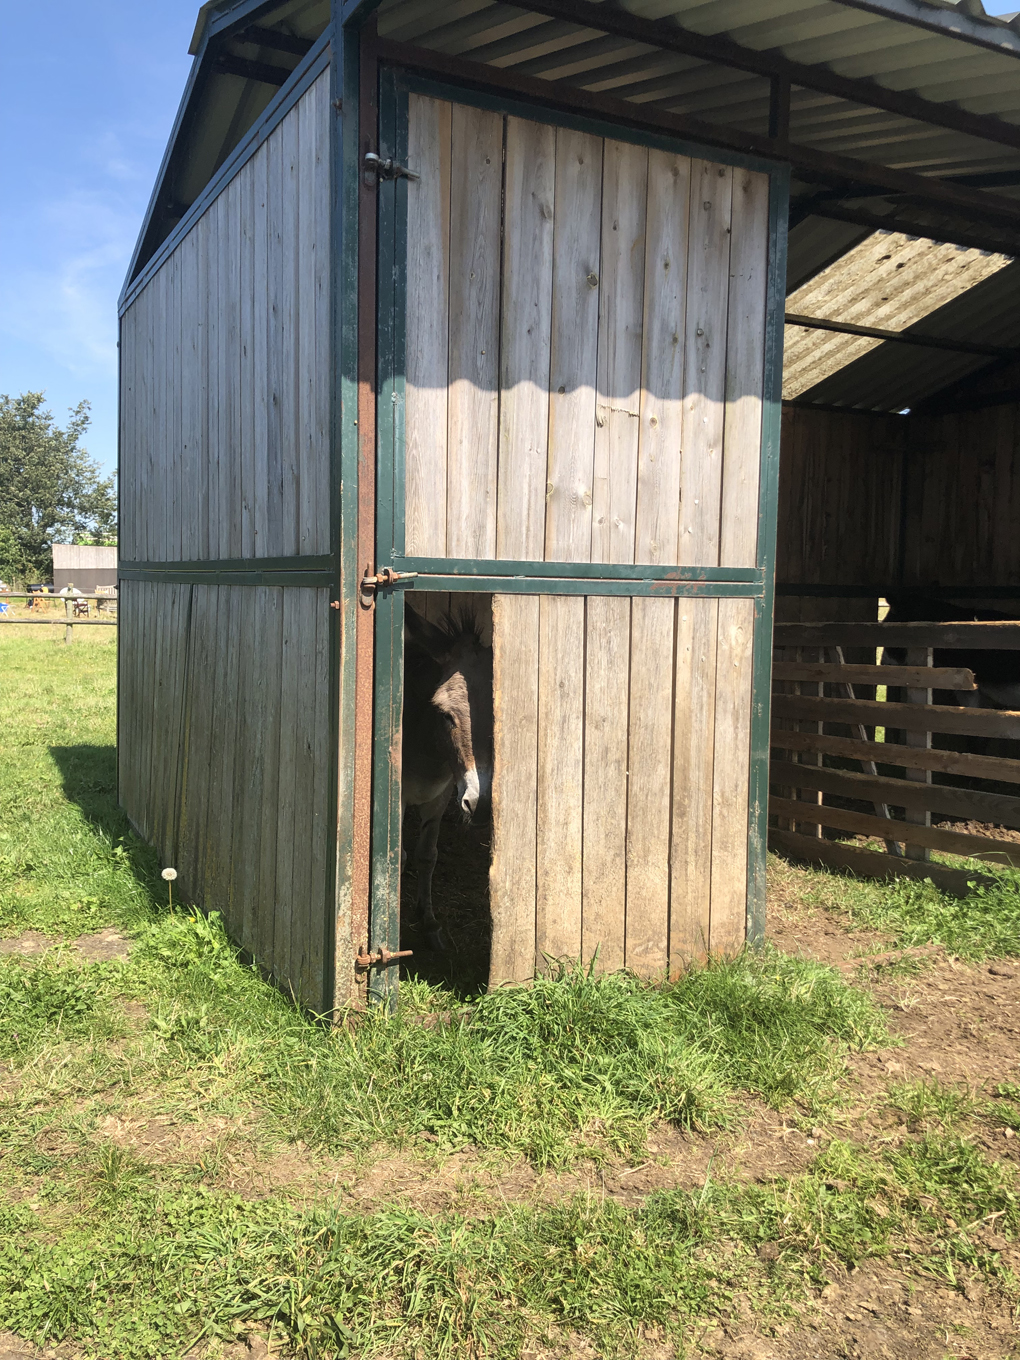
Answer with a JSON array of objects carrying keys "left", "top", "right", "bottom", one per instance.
[
  {"left": 1, "top": 2, "right": 1017, "bottom": 483},
  {"left": 0, "top": 2, "right": 197, "bottom": 479}
]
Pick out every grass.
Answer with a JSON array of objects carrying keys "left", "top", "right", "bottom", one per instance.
[
  {"left": 3, "top": 1135, "right": 1018, "bottom": 1359},
  {"left": 769, "top": 849, "right": 1020, "bottom": 962},
  {"left": 2, "top": 630, "right": 1019, "bottom": 1358}
]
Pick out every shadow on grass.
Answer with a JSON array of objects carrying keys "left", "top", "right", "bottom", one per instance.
[{"left": 49, "top": 743, "right": 162, "bottom": 897}]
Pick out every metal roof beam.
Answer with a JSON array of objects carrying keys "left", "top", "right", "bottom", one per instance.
[
  {"left": 827, "top": 0, "right": 1020, "bottom": 59},
  {"left": 803, "top": 200, "right": 1020, "bottom": 256},
  {"left": 213, "top": 52, "right": 294, "bottom": 85},
  {"left": 377, "top": 35, "right": 1020, "bottom": 232},
  {"left": 237, "top": 25, "right": 315, "bottom": 57},
  {"left": 785, "top": 310, "right": 1018, "bottom": 358},
  {"left": 515, "top": 0, "right": 1020, "bottom": 153}
]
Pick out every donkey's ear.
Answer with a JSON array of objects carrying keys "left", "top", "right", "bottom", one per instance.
[{"left": 404, "top": 604, "right": 450, "bottom": 662}]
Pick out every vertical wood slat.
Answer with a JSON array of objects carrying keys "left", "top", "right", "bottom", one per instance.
[
  {"left": 536, "top": 595, "right": 585, "bottom": 964},
  {"left": 170, "top": 248, "right": 183, "bottom": 565},
  {"left": 274, "top": 589, "right": 299, "bottom": 990},
  {"left": 497, "top": 115, "right": 556, "bottom": 561},
  {"left": 252, "top": 142, "right": 270, "bottom": 557},
  {"left": 405, "top": 94, "right": 452, "bottom": 557},
  {"left": 239, "top": 161, "right": 256, "bottom": 559},
  {"left": 311, "top": 73, "right": 332, "bottom": 556},
  {"left": 624, "top": 597, "right": 675, "bottom": 977},
  {"left": 719, "top": 169, "right": 769, "bottom": 568},
  {"left": 709, "top": 597, "right": 755, "bottom": 955},
  {"left": 447, "top": 101, "right": 502, "bottom": 559},
  {"left": 149, "top": 266, "right": 165, "bottom": 562},
  {"left": 634, "top": 149, "right": 691, "bottom": 567},
  {"left": 258, "top": 588, "right": 285, "bottom": 971},
  {"left": 281, "top": 104, "right": 301, "bottom": 557},
  {"left": 203, "top": 205, "right": 221, "bottom": 560},
  {"left": 490, "top": 594, "right": 540, "bottom": 985},
  {"left": 904, "top": 647, "right": 934, "bottom": 862},
  {"left": 545, "top": 127, "right": 603, "bottom": 563},
  {"left": 679, "top": 160, "right": 733, "bottom": 567},
  {"left": 670, "top": 598, "right": 719, "bottom": 963},
  {"left": 592, "top": 140, "right": 647, "bottom": 566},
  {"left": 580, "top": 595, "right": 630, "bottom": 971},
  {"left": 297, "top": 82, "right": 318, "bottom": 554},
  {"left": 226, "top": 178, "right": 243, "bottom": 559}
]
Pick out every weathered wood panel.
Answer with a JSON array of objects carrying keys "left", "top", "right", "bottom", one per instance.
[
  {"left": 489, "top": 594, "right": 540, "bottom": 984},
  {"left": 489, "top": 592, "right": 755, "bottom": 985},
  {"left": 406, "top": 96, "right": 771, "bottom": 570},
  {"left": 118, "top": 581, "right": 333, "bottom": 1009},
  {"left": 775, "top": 406, "right": 905, "bottom": 623},
  {"left": 118, "top": 72, "right": 331, "bottom": 563}
]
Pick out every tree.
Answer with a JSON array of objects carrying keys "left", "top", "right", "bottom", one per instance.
[{"left": 0, "top": 393, "right": 117, "bottom": 583}]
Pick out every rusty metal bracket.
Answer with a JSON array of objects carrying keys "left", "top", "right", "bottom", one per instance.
[{"left": 355, "top": 945, "right": 413, "bottom": 971}]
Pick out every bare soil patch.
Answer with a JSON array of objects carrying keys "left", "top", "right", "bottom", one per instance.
[
  {"left": 0, "top": 928, "right": 131, "bottom": 963},
  {"left": 0, "top": 932, "right": 54, "bottom": 958},
  {"left": 71, "top": 927, "right": 131, "bottom": 962}
]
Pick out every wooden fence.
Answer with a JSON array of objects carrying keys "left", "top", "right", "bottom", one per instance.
[
  {"left": 0, "top": 594, "right": 118, "bottom": 643},
  {"left": 770, "top": 620, "right": 1020, "bottom": 895}
]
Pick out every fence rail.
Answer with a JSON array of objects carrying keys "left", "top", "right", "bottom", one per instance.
[
  {"left": 770, "top": 621, "right": 1020, "bottom": 893},
  {"left": 0, "top": 594, "right": 118, "bottom": 642}
]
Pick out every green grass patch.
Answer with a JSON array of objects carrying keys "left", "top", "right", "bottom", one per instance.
[
  {"left": 2, "top": 1132, "right": 1017, "bottom": 1360},
  {"left": 771, "top": 852, "right": 1020, "bottom": 961},
  {"left": 3, "top": 632, "right": 1019, "bottom": 1357}
]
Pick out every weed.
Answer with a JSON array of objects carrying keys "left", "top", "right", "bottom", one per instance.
[
  {"left": 986, "top": 1083, "right": 1020, "bottom": 1133},
  {"left": 0, "top": 957, "right": 105, "bottom": 1058},
  {"left": 888, "top": 1079, "right": 978, "bottom": 1130}
]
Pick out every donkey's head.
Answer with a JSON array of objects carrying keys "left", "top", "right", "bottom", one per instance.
[{"left": 406, "top": 606, "right": 493, "bottom": 824}]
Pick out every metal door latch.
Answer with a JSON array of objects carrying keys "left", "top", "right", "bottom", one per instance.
[
  {"left": 360, "top": 566, "right": 418, "bottom": 605},
  {"left": 363, "top": 150, "right": 419, "bottom": 184},
  {"left": 355, "top": 945, "right": 413, "bottom": 971}
]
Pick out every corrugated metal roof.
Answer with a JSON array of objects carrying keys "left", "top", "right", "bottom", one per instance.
[
  {"left": 783, "top": 229, "right": 1012, "bottom": 397},
  {"left": 791, "top": 255, "right": 1020, "bottom": 409},
  {"left": 377, "top": 0, "right": 1020, "bottom": 180}
]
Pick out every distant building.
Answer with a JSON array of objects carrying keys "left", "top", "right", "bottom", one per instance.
[{"left": 52, "top": 545, "right": 118, "bottom": 593}]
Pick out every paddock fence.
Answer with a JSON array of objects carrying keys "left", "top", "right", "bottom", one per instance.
[
  {"left": 769, "top": 619, "right": 1020, "bottom": 895},
  {"left": 0, "top": 594, "right": 118, "bottom": 642}
]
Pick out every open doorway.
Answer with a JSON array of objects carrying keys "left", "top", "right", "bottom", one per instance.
[{"left": 400, "top": 593, "right": 493, "bottom": 995}]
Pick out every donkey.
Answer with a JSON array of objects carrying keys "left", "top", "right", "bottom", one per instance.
[{"left": 402, "top": 603, "right": 493, "bottom": 951}]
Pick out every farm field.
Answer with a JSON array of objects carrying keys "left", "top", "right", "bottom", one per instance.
[{"left": 1, "top": 630, "right": 1020, "bottom": 1360}]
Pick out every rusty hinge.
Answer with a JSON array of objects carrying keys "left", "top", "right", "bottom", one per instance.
[
  {"left": 355, "top": 945, "right": 413, "bottom": 971},
  {"left": 363, "top": 150, "right": 419, "bottom": 184},
  {"left": 360, "top": 566, "right": 418, "bottom": 606}
]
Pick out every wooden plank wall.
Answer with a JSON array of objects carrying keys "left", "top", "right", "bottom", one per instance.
[
  {"left": 490, "top": 593, "right": 756, "bottom": 982},
  {"left": 776, "top": 402, "right": 1020, "bottom": 612},
  {"left": 776, "top": 406, "right": 906, "bottom": 623},
  {"left": 119, "top": 71, "right": 331, "bottom": 563},
  {"left": 118, "top": 581, "right": 332, "bottom": 1008},
  {"left": 904, "top": 405, "right": 1020, "bottom": 591},
  {"left": 118, "top": 77, "right": 335, "bottom": 1010},
  {"left": 404, "top": 94, "right": 771, "bottom": 570}
]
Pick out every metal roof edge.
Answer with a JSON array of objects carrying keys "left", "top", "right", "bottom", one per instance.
[
  {"left": 829, "top": 0, "right": 1020, "bottom": 58},
  {"left": 189, "top": 1, "right": 223, "bottom": 56}
]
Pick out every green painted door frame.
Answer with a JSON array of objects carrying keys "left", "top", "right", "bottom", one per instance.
[{"left": 367, "top": 66, "right": 789, "bottom": 1005}]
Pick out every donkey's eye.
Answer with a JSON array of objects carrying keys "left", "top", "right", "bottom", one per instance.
[{"left": 443, "top": 712, "right": 456, "bottom": 727}]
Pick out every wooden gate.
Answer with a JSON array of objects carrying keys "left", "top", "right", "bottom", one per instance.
[{"left": 370, "top": 74, "right": 788, "bottom": 997}]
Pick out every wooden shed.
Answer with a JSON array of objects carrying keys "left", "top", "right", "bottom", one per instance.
[{"left": 119, "top": 0, "right": 1020, "bottom": 1011}]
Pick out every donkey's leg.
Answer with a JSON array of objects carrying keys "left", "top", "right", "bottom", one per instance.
[{"left": 416, "top": 786, "right": 452, "bottom": 952}]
